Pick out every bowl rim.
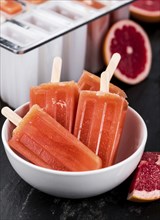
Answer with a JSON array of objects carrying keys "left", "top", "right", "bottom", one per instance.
[{"left": 1, "top": 103, "right": 148, "bottom": 176}]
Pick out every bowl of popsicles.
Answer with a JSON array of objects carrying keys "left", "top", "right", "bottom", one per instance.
[{"left": 1, "top": 55, "right": 148, "bottom": 198}]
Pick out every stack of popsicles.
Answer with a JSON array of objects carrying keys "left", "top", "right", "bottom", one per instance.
[
  {"left": 75, "top": 54, "right": 128, "bottom": 167},
  {"left": 2, "top": 54, "right": 128, "bottom": 172}
]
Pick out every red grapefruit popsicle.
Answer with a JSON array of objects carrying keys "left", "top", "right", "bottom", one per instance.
[
  {"left": 25, "top": 0, "right": 46, "bottom": 4},
  {"left": 78, "top": 70, "right": 127, "bottom": 98},
  {"left": 76, "top": 0, "right": 105, "bottom": 9},
  {"left": 74, "top": 53, "right": 128, "bottom": 167},
  {"left": 0, "top": 0, "right": 22, "bottom": 15},
  {"left": 2, "top": 106, "right": 102, "bottom": 172},
  {"left": 30, "top": 57, "right": 79, "bottom": 133}
]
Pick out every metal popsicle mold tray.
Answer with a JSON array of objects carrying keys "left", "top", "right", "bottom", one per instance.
[{"left": 0, "top": 0, "right": 134, "bottom": 54}]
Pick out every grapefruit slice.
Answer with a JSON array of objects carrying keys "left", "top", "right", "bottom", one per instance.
[
  {"left": 127, "top": 152, "right": 160, "bottom": 202},
  {"left": 103, "top": 20, "right": 152, "bottom": 85},
  {"left": 130, "top": 0, "right": 160, "bottom": 23}
]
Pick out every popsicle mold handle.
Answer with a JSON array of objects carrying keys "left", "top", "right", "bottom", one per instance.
[
  {"left": 100, "top": 53, "right": 121, "bottom": 93},
  {"left": 51, "top": 57, "right": 62, "bottom": 83},
  {"left": 1, "top": 107, "right": 22, "bottom": 126}
]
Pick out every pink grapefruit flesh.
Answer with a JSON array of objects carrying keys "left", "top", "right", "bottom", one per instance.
[
  {"left": 103, "top": 20, "right": 152, "bottom": 85},
  {"left": 130, "top": 0, "right": 160, "bottom": 23},
  {"left": 127, "top": 152, "right": 160, "bottom": 202}
]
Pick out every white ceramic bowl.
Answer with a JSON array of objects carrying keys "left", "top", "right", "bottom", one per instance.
[{"left": 2, "top": 103, "right": 147, "bottom": 199}]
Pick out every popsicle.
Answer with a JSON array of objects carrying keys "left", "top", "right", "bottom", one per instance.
[
  {"left": 30, "top": 57, "right": 79, "bottom": 133},
  {"left": 2, "top": 105, "right": 102, "bottom": 171},
  {"left": 74, "top": 53, "right": 128, "bottom": 167},
  {"left": 0, "top": 0, "right": 22, "bottom": 15},
  {"left": 76, "top": 0, "right": 105, "bottom": 9},
  {"left": 78, "top": 70, "right": 127, "bottom": 98},
  {"left": 25, "top": 0, "right": 46, "bottom": 4}
]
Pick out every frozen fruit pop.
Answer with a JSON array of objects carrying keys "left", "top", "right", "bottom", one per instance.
[
  {"left": 30, "top": 81, "right": 79, "bottom": 133},
  {"left": 30, "top": 57, "right": 79, "bottom": 133},
  {"left": 78, "top": 70, "right": 127, "bottom": 98},
  {"left": 76, "top": 0, "right": 105, "bottom": 9},
  {"left": 2, "top": 105, "right": 102, "bottom": 172},
  {"left": 74, "top": 53, "right": 128, "bottom": 167},
  {"left": 25, "top": 0, "right": 46, "bottom": 4},
  {"left": 74, "top": 91, "right": 128, "bottom": 167},
  {"left": 0, "top": 0, "right": 22, "bottom": 15}
]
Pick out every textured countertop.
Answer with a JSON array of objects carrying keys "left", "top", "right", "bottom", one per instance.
[{"left": 0, "top": 18, "right": 160, "bottom": 220}]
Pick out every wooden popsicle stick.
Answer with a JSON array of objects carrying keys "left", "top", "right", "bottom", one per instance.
[
  {"left": 108, "top": 53, "right": 121, "bottom": 81},
  {"left": 100, "top": 53, "right": 121, "bottom": 93},
  {"left": 51, "top": 57, "right": 62, "bottom": 83},
  {"left": 1, "top": 107, "right": 22, "bottom": 126},
  {"left": 100, "top": 70, "right": 110, "bottom": 93}
]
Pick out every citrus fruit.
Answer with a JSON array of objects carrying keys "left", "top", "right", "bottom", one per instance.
[
  {"left": 103, "top": 20, "right": 152, "bottom": 85},
  {"left": 130, "top": 0, "right": 160, "bottom": 23},
  {"left": 127, "top": 152, "right": 160, "bottom": 202}
]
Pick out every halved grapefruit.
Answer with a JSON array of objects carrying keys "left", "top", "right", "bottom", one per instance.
[
  {"left": 103, "top": 20, "right": 152, "bottom": 85},
  {"left": 130, "top": 0, "right": 160, "bottom": 23},
  {"left": 127, "top": 152, "right": 160, "bottom": 202}
]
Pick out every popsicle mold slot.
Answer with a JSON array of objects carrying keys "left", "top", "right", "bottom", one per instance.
[
  {"left": 38, "top": 0, "right": 88, "bottom": 25},
  {"left": 50, "top": 5, "right": 81, "bottom": 20},
  {"left": 8, "top": 19, "right": 30, "bottom": 29},
  {"left": 15, "top": 11, "right": 64, "bottom": 34},
  {"left": 3, "top": 105, "right": 102, "bottom": 171},
  {"left": 0, "top": 22, "right": 40, "bottom": 47}
]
